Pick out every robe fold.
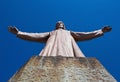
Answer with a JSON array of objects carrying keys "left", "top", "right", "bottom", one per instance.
[{"left": 17, "top": 29, "right": 103, "bottom": 57}]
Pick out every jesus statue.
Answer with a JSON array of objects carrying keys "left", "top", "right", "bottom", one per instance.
[{"left": 8, "top": 21, "right": 111, "bottom": 57}]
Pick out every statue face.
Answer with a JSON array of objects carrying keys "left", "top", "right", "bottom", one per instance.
[
  {"left": 56, "top": 21, "right": 65, "bottom": 29},
  {"left": 57, "top": 23, "right": 64, "bottom": 28}
]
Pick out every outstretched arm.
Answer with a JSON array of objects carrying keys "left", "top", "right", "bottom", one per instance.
[
  {"left": 8, "top": 26, "right": 50, "bottom": 43},
  {"left": 71, "top": 26, "right": 112, "bottom": 41}
]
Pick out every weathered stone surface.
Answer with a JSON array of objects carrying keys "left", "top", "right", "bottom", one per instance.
[{"left": 8, "top": 56, "right": 117, "bottom": 82}]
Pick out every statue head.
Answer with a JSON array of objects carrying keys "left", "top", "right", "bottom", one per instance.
[{"left": 55, "top": 21, "right": 66, "bottom": 30}]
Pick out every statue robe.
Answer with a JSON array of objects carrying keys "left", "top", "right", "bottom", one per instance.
[{"left": 17, "top": 29, "right": 103, "bottom": 57}]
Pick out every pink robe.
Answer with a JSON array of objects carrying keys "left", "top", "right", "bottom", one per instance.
[{"left": 17, "top": 29, "right": 103, "bottom": 57}]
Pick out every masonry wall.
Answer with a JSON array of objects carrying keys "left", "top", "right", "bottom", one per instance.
[{"left": 9, "top": 56, "right": 117, "bottom": 82}]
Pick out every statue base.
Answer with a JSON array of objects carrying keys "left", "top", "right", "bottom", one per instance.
[{"left": 8, "top": 56, "right": 117, "bottom": 82}]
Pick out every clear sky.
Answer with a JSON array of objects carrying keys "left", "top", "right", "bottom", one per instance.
[{"left": 1, "top": 0, "right": 120, "bottom": 81}]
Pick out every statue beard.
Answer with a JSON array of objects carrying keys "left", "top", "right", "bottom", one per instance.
[{"left": 55, "top": 24, "right": 65, "bottom": 30}]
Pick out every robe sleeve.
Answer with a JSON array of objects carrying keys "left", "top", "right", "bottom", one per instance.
[
  {"left": 71, "top": 29, "right": 104, "bottom": 41},
  {"left": 16, "top": 31, "right": 50, "bottom": 43}
]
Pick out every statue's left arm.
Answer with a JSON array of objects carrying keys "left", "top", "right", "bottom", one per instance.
[{"left": 71, "top": 26, "right": 112, "bottom": 41}]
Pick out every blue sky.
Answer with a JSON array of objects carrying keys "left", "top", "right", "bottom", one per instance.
[{"left": 0, "top": 0, "right": 120, "bottom": 81}]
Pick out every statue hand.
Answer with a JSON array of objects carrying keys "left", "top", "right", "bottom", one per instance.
[
  {"left": 8, "top": 26, "right": 19, "bottom": 35},
  {"left": 102, "top": 26, "right": 112, "bottom": 33}
]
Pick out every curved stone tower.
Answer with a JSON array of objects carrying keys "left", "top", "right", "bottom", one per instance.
[{"left": 8, "top": 56, "right": 117, "bottom": 82}]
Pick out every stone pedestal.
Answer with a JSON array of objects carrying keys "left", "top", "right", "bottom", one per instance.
[{"left": 8, "top": 56, "right": 117, "bottom": 82}]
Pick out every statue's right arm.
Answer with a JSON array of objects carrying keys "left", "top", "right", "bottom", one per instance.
[{"left": 8, "top": 26, "right": 50, "bottom": 43}]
